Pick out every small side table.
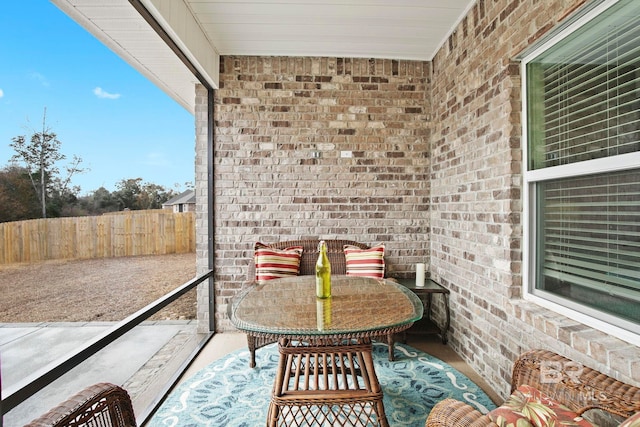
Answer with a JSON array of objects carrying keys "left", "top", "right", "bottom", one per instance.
[{"left": 395, "top": 278, "right": 450, "bottom": 344}]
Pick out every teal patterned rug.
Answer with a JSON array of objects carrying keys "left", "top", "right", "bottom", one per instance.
[{"left": 148, "top": 342, "right": 496, "bottom": 427}]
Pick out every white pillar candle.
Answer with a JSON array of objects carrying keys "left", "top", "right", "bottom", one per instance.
[{"left": 415, "top": 263, "right": 426, "bottom": 287}]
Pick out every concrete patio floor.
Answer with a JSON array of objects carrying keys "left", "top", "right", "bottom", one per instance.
[
  {"left": 1, "top": 324, "right": 500, "bottom": 426},
  {"left": 1, "top": 321, "right": 202, "bottom": 427},
  {"left": 175, "top": 332, "right": 502, "bottom": 404}
]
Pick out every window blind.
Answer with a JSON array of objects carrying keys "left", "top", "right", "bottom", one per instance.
[
  {"left": 524, "top": 0, "right": 640, "bottom": 332},
  {"left": 527, "top": 0, "right": 640, "bottom": 170},
  {"left": 538, "top": 169, "right": 640, "bottom": 321}
]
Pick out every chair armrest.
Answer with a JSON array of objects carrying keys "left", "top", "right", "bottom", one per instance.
[
  {"left": 24, "top": 383, "right": 136, "bottom": 427},
  {"left": 512, "top": 350, "right": 640, "bottom": 418},
  {"left": 426, "top": 399, "right": 497, "bottom": 427}
]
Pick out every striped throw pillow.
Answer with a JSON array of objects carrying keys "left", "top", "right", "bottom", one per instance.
[
  {"left": 254, "top": 242, "right": 304, "bottom": 282},
  {"left": 344, "top": 244, "right": 385, "bottom": 279}
]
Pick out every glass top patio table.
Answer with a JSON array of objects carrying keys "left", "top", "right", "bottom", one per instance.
[{"left": 228, "top": 275, "right": 423, "bottom": 337}]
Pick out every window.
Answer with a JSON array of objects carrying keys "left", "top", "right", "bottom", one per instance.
[{"left": 522, "top": 0, "right": 640, "bottom": 339}]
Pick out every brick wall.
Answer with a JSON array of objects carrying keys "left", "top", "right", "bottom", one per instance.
[
  {"left": 209, "top": 57, "right": 431, "bottom": 331},
  {"left": 429, "top": 0, "right": 640, "bottom": 397},
  {"left": 194, "top": 0, "right": 640, "bottom": 398}
]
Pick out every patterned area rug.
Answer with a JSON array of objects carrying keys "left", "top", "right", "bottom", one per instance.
[{"left": 148, "top": 342, "right": 496, "bottom": 427}]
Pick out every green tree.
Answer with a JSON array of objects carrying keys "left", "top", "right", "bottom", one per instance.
[
  {"left": 113, "top": 178, "right": 143, "bottom": 210},
  {"left": 139, "top": 182, "right": 174, "bottom": 209},
  {"left": 0, "top": 165, "right": 41, "bottom": 222},
  {"left": 90, "top": 187, "right": 120, "bottom": 213},
  {"left": 112, "top": 178, "right": 177, "bottom": 210},
  {"left": 9, "top": 108, "right": 85, "bottom": 218}
]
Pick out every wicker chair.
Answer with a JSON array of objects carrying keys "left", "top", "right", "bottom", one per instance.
[
  {"left": 425, "top": 349, "right": 640, "bottom": 427},
  {"left": 245, "top": 239, "right": 397, "bottom": 368},
  {"left": 24, "top": 382, "right": 136, "bottom": 427}
]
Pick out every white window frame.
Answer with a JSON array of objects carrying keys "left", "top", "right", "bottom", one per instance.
[{"left": 521, "top": 0, "right": 640, "bottom": 346}]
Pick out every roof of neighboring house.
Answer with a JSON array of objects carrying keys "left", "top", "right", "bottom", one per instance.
[{"left": 163, "top": 190, "right": 196, "bottom": 207}]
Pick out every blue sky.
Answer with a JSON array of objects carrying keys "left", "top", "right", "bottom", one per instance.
[{"left": 0, "top": 1, "right": 195, "bottom": 194}]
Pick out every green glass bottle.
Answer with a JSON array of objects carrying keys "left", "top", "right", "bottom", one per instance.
[
  {"left": 315, "top": 240, "right": 331, "bottom": 298},
  {"left": 316, "top": 298, "right": 332, "bottom": 330}
]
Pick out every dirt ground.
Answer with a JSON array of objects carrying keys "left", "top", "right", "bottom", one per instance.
[{"left": 0, "top": 253, "right": 197, "bottom": 322}]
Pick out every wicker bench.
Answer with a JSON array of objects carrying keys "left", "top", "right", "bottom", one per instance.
[
  {"left": 245, "top": 239, "right": 396, "bottom": 367},
  {"left": 425, "top": 349, "right": 640, "bottom": 427}
]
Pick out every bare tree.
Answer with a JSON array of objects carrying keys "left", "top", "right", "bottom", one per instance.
[{"left": 10, "top": 108, "right": 85, "bottom": 218}]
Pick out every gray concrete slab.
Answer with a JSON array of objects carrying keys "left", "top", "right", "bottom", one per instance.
[
  {"left": 1, "top": 323, "right": 111, "bottom": 387},
  {"left": 1, "top": 322, "right": 199, "bottom": 427}
]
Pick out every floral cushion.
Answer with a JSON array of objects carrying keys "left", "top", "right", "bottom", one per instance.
[
  {"left": 488, "top": 385, "right": 594, "bottom": 427},
  {"left": 254, "top": 242, "right": 303, "bottom": 281},
  {"left": 343, "top": 244, "right": 385, "bottom": 279}
]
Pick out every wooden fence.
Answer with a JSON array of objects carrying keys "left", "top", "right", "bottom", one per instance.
[{"left": 0, "top": 210, "right": 195, "bottom": 264}]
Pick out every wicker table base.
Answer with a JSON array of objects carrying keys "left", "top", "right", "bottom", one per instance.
[{"left": 268, "top": 337, "right": 388, "bottom": 427}]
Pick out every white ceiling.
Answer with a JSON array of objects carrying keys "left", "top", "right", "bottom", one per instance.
[
  {"left": 186, "top": 0, "right": 474, "bottom": 60},
  {"left": 52, "top": 0, "right": 475, "bottom": 113}
]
